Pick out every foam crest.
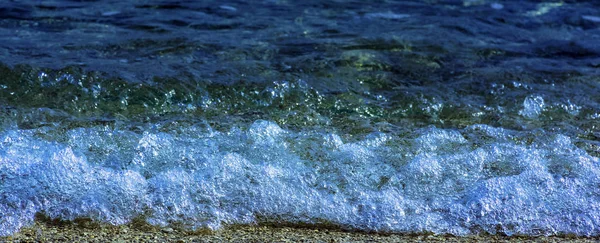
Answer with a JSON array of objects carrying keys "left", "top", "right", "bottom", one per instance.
[
  {"left": 1, "top": 121, "right": 600, "bottom": 236},
  {"left": 0, "top": 130, "right": 147, "bottom": 235}
]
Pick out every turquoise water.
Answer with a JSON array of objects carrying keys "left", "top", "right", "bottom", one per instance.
[{"left": 1, "top": 0, "right": 600, "bottom": 237}]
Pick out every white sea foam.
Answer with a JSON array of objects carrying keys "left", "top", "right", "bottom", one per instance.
[{"left": 1, "top": 121, "right": 599, "bottom": 236}]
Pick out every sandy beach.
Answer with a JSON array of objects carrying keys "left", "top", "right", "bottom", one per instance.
[{"left": 2, "top": 218, "right": 599, "bottom": 243}]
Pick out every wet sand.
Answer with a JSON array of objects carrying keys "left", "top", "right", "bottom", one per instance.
[{"left": 2, "top": 219, "right": 598, "bottom": 243}]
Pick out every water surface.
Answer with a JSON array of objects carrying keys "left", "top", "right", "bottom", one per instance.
[{"left": 1, "top": 0, "right": 600, "bottom": 237}]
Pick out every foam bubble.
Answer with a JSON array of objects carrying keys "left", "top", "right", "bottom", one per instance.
[
  {"left": 519, "top": 95, "right": 545, "bottom": 119},
  {"left": 1, "top": 121, "right": 600, "bottom": 236}
]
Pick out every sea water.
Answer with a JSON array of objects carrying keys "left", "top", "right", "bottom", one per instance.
[{"left": 1, "top": 0, "right": 600, "bottom": 237}]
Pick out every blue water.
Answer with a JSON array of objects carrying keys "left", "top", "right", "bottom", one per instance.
[{"left": 1, "top": 0, "right": 600, "bottom": 237}]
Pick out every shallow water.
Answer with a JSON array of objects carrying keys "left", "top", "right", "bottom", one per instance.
[{"left": 1, "top": 0, "right": 600, "bottom": 237}]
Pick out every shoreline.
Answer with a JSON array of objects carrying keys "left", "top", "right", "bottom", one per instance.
[{"left": 2, "top": 219, "right": 599, "bottom": 242}]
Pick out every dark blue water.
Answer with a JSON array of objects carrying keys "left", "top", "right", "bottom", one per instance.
[{"left": 1, "top": 0, "right": 600, "bottom": 237}]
